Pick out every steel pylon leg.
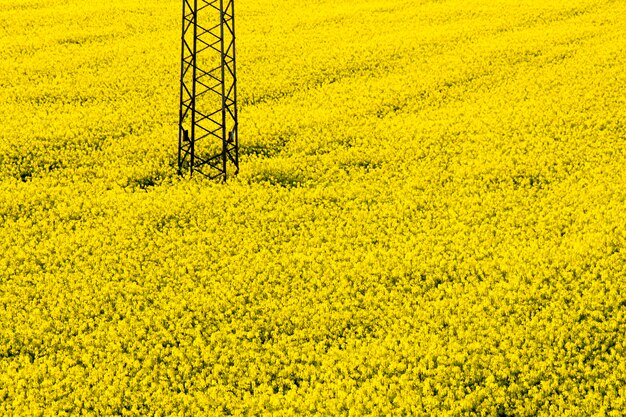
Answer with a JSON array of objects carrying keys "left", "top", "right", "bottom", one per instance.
[{"left": 178, "top": 0, "right": 238, "bottom": 181}]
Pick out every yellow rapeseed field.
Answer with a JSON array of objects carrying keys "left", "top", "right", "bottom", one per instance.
[{"left": 1, "top": 0, "right": 626, "bottom": 415}]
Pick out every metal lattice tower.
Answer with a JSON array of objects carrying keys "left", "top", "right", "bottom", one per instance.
[{"left": 178, "top": 0, "right": 238, "bottom": 180}]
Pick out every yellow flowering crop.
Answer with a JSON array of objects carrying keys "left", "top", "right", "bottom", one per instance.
[{"left": 1, "top": 0, "right": 626, "bottom": 415}]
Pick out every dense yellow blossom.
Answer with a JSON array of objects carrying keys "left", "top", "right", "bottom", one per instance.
[{"left": 1, "top": 0, "right": 626, "bottom": 415}]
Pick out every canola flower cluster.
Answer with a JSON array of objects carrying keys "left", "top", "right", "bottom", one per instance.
[{"left": 1, "top": 0, "right": 626, "bottom": 415}]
